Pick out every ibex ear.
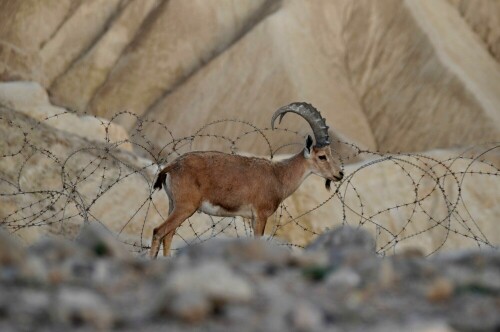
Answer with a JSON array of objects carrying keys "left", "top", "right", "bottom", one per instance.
[{"left": 304, "top": 135, "right": 313, "bottom": 158}]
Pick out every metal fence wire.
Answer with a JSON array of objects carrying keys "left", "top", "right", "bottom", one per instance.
[{"left": 1, "top": 108, "right": 498, "bottom": 256}]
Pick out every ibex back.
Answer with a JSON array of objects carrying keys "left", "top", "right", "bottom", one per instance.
[{"left": 151, "top": 102, "right": 343, "bottom": 258}]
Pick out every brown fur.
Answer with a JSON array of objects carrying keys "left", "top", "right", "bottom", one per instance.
[{"left": 150, "top": 147, "right": 343, "bottom": 258}]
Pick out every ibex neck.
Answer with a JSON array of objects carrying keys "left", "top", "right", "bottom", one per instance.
[{"left": 274, "top": 152, "right": 310, "bottom": 199}]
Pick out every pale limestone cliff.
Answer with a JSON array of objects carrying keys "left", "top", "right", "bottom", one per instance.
[
  {"left": 0, "top": 81, "right": 132, "bottom": 151},
  {"left": 1, "top": 105, "right": 497, "bottom": 255},
  {"left": 0, "top": 0, "right": 498, "bottom": 153},
  {"left": 0, "top": 1, "right": 499, "bottom": 253},
  {"left": 87, "top": 0, "right": 281, "bottom": 130},
  {"left": 270, "top": 148, "right": 500, "bottom": 255},
  {"left": 0, "top": 106, "right": 246, "bottom": 248},
  {"left": 48, "top": 0, "right": 161, "bottom": 113},
  {"left": 449, "top": 0, "right": 500, "bottom": 63}
]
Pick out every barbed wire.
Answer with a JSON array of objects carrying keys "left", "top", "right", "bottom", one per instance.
[{"left": 0, "top": 108, "right": 498, "bottom": 256}]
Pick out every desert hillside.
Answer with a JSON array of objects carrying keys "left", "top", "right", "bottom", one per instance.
[
  {"left": 0, "top": 3, "right": 499, "bottom": 329},
  {"left": 0, "top": 0, "right": 499, "bottom": 254},
  {"left": 1, "top": 0, "right": 499, "bottom": 153}
]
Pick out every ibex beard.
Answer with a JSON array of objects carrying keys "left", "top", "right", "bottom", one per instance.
[{"left": 151, "top": 102, "right": 344, "bottom": 258}]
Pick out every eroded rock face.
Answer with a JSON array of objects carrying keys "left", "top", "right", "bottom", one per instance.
[
  {"left": 48, "top": 0, "right": 161, "bottom": 114},
  {"left": 87, "top": 0, "right": 281, "bottom": 130},
  {"left": 340, "top": 0, "right": 500, "bottom": 152},
  {"left": 1, "top": 104, "right": 498, "bottom": 255},
  {"left": 40, "top": 0, "right": 127, "bottom": 87},
  {"left": 0, "top": 0, "right": 499, "bottom": 154},
  {"left": 449, "top": 0, "right": 500, "bottom": 63},
  {"left": 0, "top": 106, "right": 249, "bottom": 249},
  {"left": 269, "top": 148, "right": 500, "bottom": 255},
  {"left": 0, "top": 106, "right": 157, "bottom": 244},
  {"left": 0, "top": 81, "right": 132, "bottom": 151},
  {"left": 0, "top": 0, "right": 81, "bottom": 81},
  {"left": 139, "top": 0, "right": 378, "bottom": 154},
  {"left": 0, "top": 1, "right": 498, "bottom": 265}
]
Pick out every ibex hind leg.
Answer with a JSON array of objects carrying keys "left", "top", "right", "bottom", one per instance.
[
  {"left": 162, "top": 196, "right": 175, "bottom": 256},
  {"left": 150, "top": 207, "right": 196, "bottom": 259}
]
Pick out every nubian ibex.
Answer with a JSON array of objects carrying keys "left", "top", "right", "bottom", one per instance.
[{"left": 151, "top": 102, "right": 343, "bottom": 258}]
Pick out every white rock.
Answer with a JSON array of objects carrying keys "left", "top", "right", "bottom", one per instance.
[
  {"left": 169, "top": 292, "right": 210, "bottom": 323},
  {"left": 326, "top": 268, "right": 361, "bottom": 289},
  {"left": 289, "top": 301, "right": 324, "bottom": 332},
  {"left": 0, "top": 81, "right": 132, "bottom": 151},
  {"left": 165, "top": 261, "right": 253, "bottom": 304},
  {"left": 52, "top": 288, "right": 114, "bottom": 329}
]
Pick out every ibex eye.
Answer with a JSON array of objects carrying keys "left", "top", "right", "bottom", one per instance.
[{"left": 319, "top": 155, "right": 327, "bottom": 160}]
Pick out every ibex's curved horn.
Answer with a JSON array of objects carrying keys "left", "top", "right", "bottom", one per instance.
[{"left": 271, "top": 102, "right": 330, "bottom": 147}]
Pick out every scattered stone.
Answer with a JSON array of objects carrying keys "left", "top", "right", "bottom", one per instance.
[
  {"left": 326, "top": 268, "right": 362, "bottom": 289},
  {"left": 29, "top": 236, "right": 84, "bottom": 264},
  {"left": 306, "top": 226, "right": 376, "bottom": 266},
  {"left": 168, "top": 293, "right": 210, "bottom": 323},
  {"left": 307, "top": 226, "right": 376, "bottom": 253},
  {"left": 371, "top": 321, "right": 455, "bottom": 332},
  {"left": 164, "top": 261, "right": 253, "bottom": 305},
  {"left": 52, "top": 287, "right": 114, "bottom": 330},
  {"left": 179, "top": 238, "right": 290, "bottom": 266},
  {"left": 449, "top": 294, "right": 500, "bottom": 331},
  {"left": 378, "top": 260, "right": 399, "bottom": 289},
  {"left": 289, "top": 301, "right": 324, "bottom": 331},
  {"left": 19, "top": 256, "right": 49, "bottom": 284},
  {"left": 0, "top": 226, "right": 498, "bottom": 331},
  {"left": 10, "top": 290, "right": 51, "bottom": 327},
  {"left": 397, "top": 246, "right": 425, "bottom": 258},
  {"left": 426, "top": 277, "right": 455, "bottom": 303},
  {"left": 289, "top": 250, "right": 329, "bottom": 268},
  {"left": 0, "top": 228, "right": 27, "bottom": 266},
  {"left": 75, "top": 222, "right": 132, "bottom": 261}
]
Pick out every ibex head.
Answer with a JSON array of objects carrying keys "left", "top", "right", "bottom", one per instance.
[
  {"left": 271, "top": 102, "right": 344, "bottom": 190},
  {"left": 151, "top": 102, "right": 346, "bottom": 257}
]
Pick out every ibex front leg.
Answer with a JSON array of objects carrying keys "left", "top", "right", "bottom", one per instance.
[
  {"left": 162, "top": 231, "right": 175, "bottom": 256},
  {"left": 252, "top": 211, "right": 270, "bottom": 237}
]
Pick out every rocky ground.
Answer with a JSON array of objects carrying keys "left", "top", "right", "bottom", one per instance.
[{"left": 0, "top": 225, "right": 499, "bottom": 332}]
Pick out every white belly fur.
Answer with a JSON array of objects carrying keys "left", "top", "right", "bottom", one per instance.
[{"left": 199, "top": 201, "right": 254, "bottom": 218}]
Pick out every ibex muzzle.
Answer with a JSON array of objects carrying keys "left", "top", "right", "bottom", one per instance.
[{"left": 151, "top": 102, "right": 343, "bottom": 258}]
